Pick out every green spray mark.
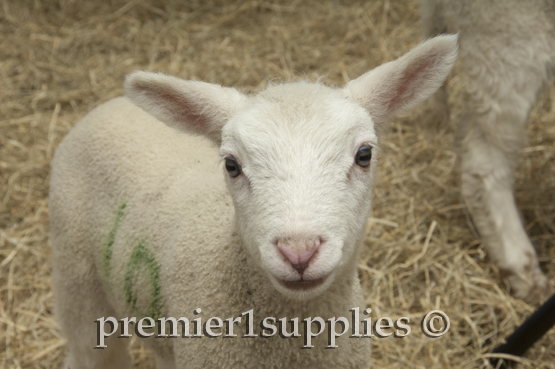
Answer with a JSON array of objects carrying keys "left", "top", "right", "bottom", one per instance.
[
  {"left": 124, "top": 240, "right": 163, "bottom": 320},
  {"left": 103, "top": 202, "right": 127, "bottom": 279}
]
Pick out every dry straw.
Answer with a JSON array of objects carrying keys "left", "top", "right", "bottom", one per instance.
[{"left": 1, "top": 0, "right": 554, "bottom": 368}]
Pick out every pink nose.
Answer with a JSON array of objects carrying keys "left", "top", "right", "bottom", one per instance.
[{"left": 276, "top": 237, "right": 321, "bottom": 275}]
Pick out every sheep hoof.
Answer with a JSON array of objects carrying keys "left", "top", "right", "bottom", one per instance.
[{"left": 507, "top": 269, "right": 551, "bottom": 304}]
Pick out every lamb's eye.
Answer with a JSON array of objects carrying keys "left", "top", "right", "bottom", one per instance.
[
  {"left": 225, "top": 157, "right": 242, "bottom": 178},
  {"left": 355, "top": 145, "right": 372, "bottom": 167}
]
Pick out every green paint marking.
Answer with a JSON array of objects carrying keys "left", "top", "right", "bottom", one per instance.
[
  {"left": 102, "top": 202, "right": 163, "bottom": 319},
  {"left": 124, "top": 240, "right": 163, "bottom": 320},
  {"left": 103, "top": 202, "right": 127, "bottom": 279}
]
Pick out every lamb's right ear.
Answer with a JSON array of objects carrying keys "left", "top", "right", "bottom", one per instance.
[
  {"left": 124, "top": 71, "right": 248, "bottom": 145},
  {"left": 344, "top": 34, "right": 458, "bottom": 128}
]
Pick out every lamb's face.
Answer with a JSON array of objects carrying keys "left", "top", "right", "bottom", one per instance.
[{"left": 220, "top": 82, "right": 377, "bottom": 299}]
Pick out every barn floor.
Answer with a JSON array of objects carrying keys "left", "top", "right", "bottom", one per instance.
[{"left": 1, "top": 0, "right": 554, "bottom": 368}]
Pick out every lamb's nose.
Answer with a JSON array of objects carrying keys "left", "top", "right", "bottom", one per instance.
[{"left": 276, "top": 237, "right": 321, "bottom": 275}]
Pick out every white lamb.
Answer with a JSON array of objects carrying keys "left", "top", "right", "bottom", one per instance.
[
  {"left": 420, "top": 0, "right": 555, "bottom": 301},
  {"left": 49, "top": 35, "right": 457, "bottom": 369}
]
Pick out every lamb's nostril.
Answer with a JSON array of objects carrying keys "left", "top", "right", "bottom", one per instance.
[{"left": 276, "top": 238, "right": 321, "bottom": 275}]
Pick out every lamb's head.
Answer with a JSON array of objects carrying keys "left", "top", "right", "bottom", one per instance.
[
  {"left": 217, "top": 82, "right": 379, "bottom": 298},
  {"left": 125, "top": 35, "right": 457, "bottom": 299}
]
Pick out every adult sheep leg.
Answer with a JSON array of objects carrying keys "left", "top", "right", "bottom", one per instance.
[
  {"left": 457, "top": 43, "right": 550, "bottom": 301},
  {"left": 460, "top": 125, "right": 549, "bottom": 301}
]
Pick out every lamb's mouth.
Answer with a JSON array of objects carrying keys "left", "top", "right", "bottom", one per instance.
[{"left": 279, "top": 277, "right": 326, "bottom": 290}]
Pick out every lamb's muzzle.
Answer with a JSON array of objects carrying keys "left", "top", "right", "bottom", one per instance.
[{"left": 275, "top": 236, "right": 322, "bottom": 276}]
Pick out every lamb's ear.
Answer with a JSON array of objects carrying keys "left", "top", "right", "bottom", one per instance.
[
  {"left": 344, "top": 34, "right": 458, "bottom": 127},
  {"left": 124, "top": 71, "right": 248, "bottom": 145}
]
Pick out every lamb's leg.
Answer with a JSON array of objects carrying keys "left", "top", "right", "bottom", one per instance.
[
  {"left": 53, "top": 260, "right": 131, "bottom": 369},
  {"left": 457, "top": 48, "right": 550, "bottom": 302}
]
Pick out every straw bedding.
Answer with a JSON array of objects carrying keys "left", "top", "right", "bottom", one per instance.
[{"left": 1, "top": 0, "right": 554, "bottom": 368}]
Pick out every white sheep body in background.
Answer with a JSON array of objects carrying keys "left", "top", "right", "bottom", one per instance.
[
  {"left": 420, "top": 0, "right": 555, "bottom": 301},
  {"left": 49, "top": 36, "right": 457, "bottom": 369}
]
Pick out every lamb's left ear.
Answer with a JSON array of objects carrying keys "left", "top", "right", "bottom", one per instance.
[
  {"left": 124, "top": 71, "right": 248, "bottom": 145},
  {"left": 344, "top": 34, "right": 458, "bottom": 126}
]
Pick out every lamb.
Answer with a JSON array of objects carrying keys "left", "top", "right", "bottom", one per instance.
[
  {"left": 49, "top": 35, "right": 457, "bottom": 369},
  {"left": 420, "top": 0, "right": 555, "bottom": 302}
]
